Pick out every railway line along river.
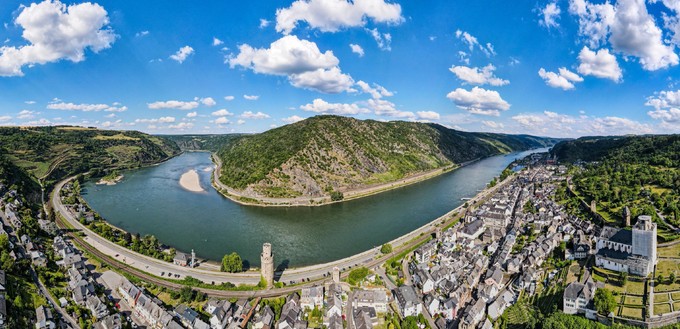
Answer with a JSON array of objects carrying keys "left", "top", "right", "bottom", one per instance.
[{"left": 81, "top": 149, "right": 547, "bottom": 268}]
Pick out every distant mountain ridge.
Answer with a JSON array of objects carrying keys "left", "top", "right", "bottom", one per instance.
[
  {"left": 217, "top": 115, "right": 560, "bottom": 200},
  {"left": 550, "top": 134, "right": 680, "bottom": 165}
]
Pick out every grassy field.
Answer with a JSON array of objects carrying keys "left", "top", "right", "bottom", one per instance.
[
  {"left": 624, "top": 295, "right": 644, "bottom": 306},
  {"left": 659, "top": 244, "right": 680, "bottom": 258},
  {"left": 654, "top": 303, "right": 672, "bottom": 315},
  {"left": 656, "top": 293, "right": 670, "bottom": 303},
  {"left": 94, "top": 134, "right": 140, "bottom": 141}
]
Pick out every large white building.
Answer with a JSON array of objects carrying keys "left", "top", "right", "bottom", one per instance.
[{"left": 595, "top": 215, "right": 657, "bottom": 276}]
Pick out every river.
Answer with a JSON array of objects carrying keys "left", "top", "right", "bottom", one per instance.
[{"left": 82, "top": 148, "right": 547, "bottom": 267}]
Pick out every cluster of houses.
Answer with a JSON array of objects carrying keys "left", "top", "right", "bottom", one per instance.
[{"left": 395, "top": 164, "right": 604, "bottom": 329}]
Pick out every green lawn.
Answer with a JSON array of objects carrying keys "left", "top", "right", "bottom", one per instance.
[
  {"left": 624, "top": 295, "right": 644, "bottom": 306},
  {"left": 655, "top": 293, "right": 670, "bottom": 303},
  {"left": 620, "top": 306, "right": 644, "bottom": 319},
  {"left": 654, "top": 303, "right": 672, "bottom": 315}
]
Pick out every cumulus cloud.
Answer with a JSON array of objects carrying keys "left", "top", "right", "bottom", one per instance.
[
  {"left": 211, "top": 109, "right": 233, "bottom": 116},
  {"left": 0, "top": 116, "right": 12, "bottom": 122},
  {"left": 538, "top": 67, "right": 583, "bottom": 90},
  {"left": 569, "top": 0, "right": 678, "bottom": 71},
  {"left": 446, "top": 87, "right": 510, "bottom": 116},
  {"left": 135, "top": 117, "right": 176, "bottom": 124},
  {"left": 214, "top": 117, "right": 230, "bottom": 124},
  {"left": 243, "top": 95, "right": 260, "bottom": 100},
  {"left": 240, "top": 111, "right": 270, "bottom": 119},
  {"left": 482, "top": 120, "right": 504, "bottom": 129},
  {"left": 0, "top": 0, "right": 116, "bottom": 77},
  {"left": 300, "top": 98, "right": 369, "bottom": 115},
  {"left": 187, "top": 112, "right": 197, "bottom": 118},
  {"left": 510, "top": 110, "right": 651, "bottom": 136},
  {"left": 229, "top": 35, "right": 338, "bottom": 75},
  {"left": 260, "top": 19, "right": 271, "bottom": 29},
  {"left": 213, "top": 37, "right": 223, "bottom": 46},
  {"left": 366, "top": 98, "right": 415, "bottom": 119},
  {"left": 350, "top": 44, "right": 365, "bottom": 57},
  {"left": 449, "top": 64, "right": 509, "bottom": 86},
  {"left": 282, "top": 115, "right": 305, "bottom": 123},
  {"left": 288, "top": 67, "right": 355, "bottom": 93},
  {"left": 224, "top": 96, "right": 235, "bottom": 101},
  {"left": 168, "top": 122, "right": 194, "bottom": 130},
  {"left": 645, "top": 89, "right": 680, "bottom": 128},
  {"left": 200, "top": 97, "right": 217, "bottom": 107},
  {"left": 148, "top": 100, "right": 200, "bottom": 110},
  {"left": 169, "top": 46, "right": 194, "bottom": 63},
  {"left": 17, "top": 110, "right": 35, "bottom": 119},
  {"left": 577, "top": 46, "right": 622, "bottom": 82},
  {"left": 237, "top": 119, "right": 246, "bottom": 125},
  {"left": 47, "top": 102, "right": 127, "bottom": 112},
  {"left": 136, "top": 31, "right": 149, "bottom": 37},
  {"left": 275, "top": 0, "right": 403, "bottom": 34},
  {"left": 416, "top": 111, "right": 440, "bottom": 121},
  {"left": 540, "top": 2, "right": 561, "bottom": 28},
  {"left": 356, "top": 81, "right": 393, "bottom": 99}
]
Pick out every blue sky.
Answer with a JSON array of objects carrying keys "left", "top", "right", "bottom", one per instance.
[{"left": 0, "top": 0, "right": 679, "bottom": 137}]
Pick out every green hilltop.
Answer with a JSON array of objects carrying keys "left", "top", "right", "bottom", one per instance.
[{"left": 217, "top": 115, "right": 560, "bottom": 199}]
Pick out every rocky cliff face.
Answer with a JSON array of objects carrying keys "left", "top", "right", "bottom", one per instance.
[{"left": 218, "top": 116, "right": 558, "bottom": 199}]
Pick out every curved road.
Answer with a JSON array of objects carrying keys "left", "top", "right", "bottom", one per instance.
[{"left": 52, "top": 169, "right": 515, "bottom": 297}]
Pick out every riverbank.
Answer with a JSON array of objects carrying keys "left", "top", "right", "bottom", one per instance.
[
  {"left": 211, "top": 153, "right": 481, "bottom": 207},
  {"left": 97, "top": 174, "right": 123, "bottom": 186},
  {"left": 179, "top": 169, "right": 204, "bottom": 192}
]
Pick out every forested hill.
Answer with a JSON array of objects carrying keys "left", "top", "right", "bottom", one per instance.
[
  {"left": 162, "top": 134, "right": 243, "bottom": 152},
  {"left": 217, "top": 115, "right": 560, "bottom": 199},
  {"left": 0, "top": 126, "right": 180, "bottom": 187},
  {"left": 551, "top": 135, "right": 680, "bottom": 166}
]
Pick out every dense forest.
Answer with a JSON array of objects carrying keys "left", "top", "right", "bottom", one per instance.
[
  {"left": 162, "top": 134, "right": 243, "bottom": 152},
  {"left": 0, "top": 126, "right": 180, "bottom": 187},
  {"left": 217, "top": 115, "right": 560, "bottom": 199},
  {"left": 551, "top": 135, "right": 680, "bottom": 237}
]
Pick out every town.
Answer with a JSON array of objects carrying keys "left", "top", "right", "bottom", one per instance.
[{"left": 0, "top": 153, "right": 673, "bottom": 329}]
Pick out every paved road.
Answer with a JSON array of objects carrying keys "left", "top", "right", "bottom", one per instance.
[{"left": 52, "top": 170, "right": 516, "bottom": 297}]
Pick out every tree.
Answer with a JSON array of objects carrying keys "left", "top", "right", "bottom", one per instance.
[
  {"left": 620, "top": 271, "right": 628, "bottom": 286},
  {"left": 593, "top": 288, "right": 616, "bottom": 315},
  {"left": 658, "top": 274, "right": 665, "bottom": 284},
  {"left": 380, "top": 243, "right": 393, "bottom": 254},
  {"left": 671, "top": 272, "right": 677, "bottom": 284},
  {"left": 221, "top": 252, "right": 243, "bottom": 273},
  {"left": 330, "top": 191, "right": 344, "bottom": 201}
]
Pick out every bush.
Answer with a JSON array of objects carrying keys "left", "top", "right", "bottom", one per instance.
[
  {"left": 380, "top": 243, "right": 393, "bottom": 254},
  {"left": 330, "top": 191, "right": 344, "bottom": 201}
]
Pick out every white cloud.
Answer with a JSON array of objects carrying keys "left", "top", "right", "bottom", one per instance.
[
  {"left": 537, "top": 67, "right": 583, "bottom": 90},
  {"left": 17, "top": 110, "right": 35, "bottom": 119},
  {"left": 540, "top": 2, "right": 561, "bottom": 28},
  {"left": 104, "top": 113, "right": 116, "bottom": 118},
  {"left": 229, "top": 35, "right": 339, "bottom": 75},
  {"left": 148, "top": 100, "right": 200, "bottom": 110},
  {"left": 300, "top": 98, "right": 369, "bottom": 115},
  {"left": 350, "top": 44, "right": 365, "bottom": 57},
  {"left": 211, "top": 109, "right": 233, "bottom": 116},
  {"left": 47, "top": 102, "right": 127, "bottom": 112},
  {"left": 214, "top": 117, "right": 230, "bottom": 124},
  {"left": 569, "top": 0, "right": 678, "bottom": 71},
  {"left": 237, "top": 119, "right": 246, "bottom": 125},
  {"left": 577, "top": 46, "right": 622, "bottom": 82},
  {"left": 282, "top": 115, "right": 305, "bottom": 123},
  {"left": 366, "top": 98, "right": 415, "bottom": 118},
  {"left": 446, "top": 87, "right": 510, "bottom": 116},
  {"left": 356, "top": 81, "right": 393, "bottom": 99},
  {"left": 24, "top": 100, "right": 36, "bottom": 105},
  {"left": 224, "top": 96, "right": 235, "bottom": 101},
  {"left": 243, "top": 95, "right": 260, "bottom": 100},
  {"left": 259, "top": 19, "right": 270, "bottom": 28},
  {"left": 136, "top": 31, "right": 149, "bottom": 37},
  {"left": 213, "top": 37, "right": 223, "bottom": 46},
  {"left": 0, "top": 116, "right": 12, "bottom": 122},
  {"left": 275, "top": 0, "right": 403, "bottom": 34},
  {"left": 289, "top": 67, "right": 355, "bottom": 93},
  {"left": 645, "top": 89, "right": 680, "bottom": 127},
  {"left": 449, "top": 64, "right": 509, "bottom": 86},
  {"left": 201, "top": 97, "right": 217, "bottom": 107},
  {"left": 366, "top": 28, "right": 392, "bottom": 51},
  {"left": 0, "top": 0, "right": 116, "bottom": 77},
  {"left": 416, "top": 111, "right": 440, "bottom": 120},
  {"left": 508, "top": 110, "right": 651, "bottom": 137},
  {"left": 169, "top": 46, "right": 194, "bottom": 63},
  {"left": 455, "top": 30, "right": 495, "bottom": 57},
  {"left": 187, "top": 112, "right": 197, "bottom": 118},
  {"left": 240, "top": 111, "right": 270, "bottom": 119},
  {"left": 168, "top": 122, "right": 194, "bottom": 130},
  {"left": 482, "top": 120, "right": 504, "bottom": 129},
  {"left": 135, "top": 117, "right": 176, "bottom": 124}
]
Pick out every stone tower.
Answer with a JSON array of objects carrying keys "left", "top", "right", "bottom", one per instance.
[
  {"left": 623, "top": 206, "right": 631, "bottom": 227},
  {"left": 261, "top": 243, "right": 274, "bottom": 288},
  {"left": 332, "top": 266, "right": 340, "bottom": 284},
  {"left": 632, "top": 215, "right": 658, "bottom": 272}
]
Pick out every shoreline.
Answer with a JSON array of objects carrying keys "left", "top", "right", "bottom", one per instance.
[
  {"left": 210, "top": 153, "right": 486, "bottom": 207},
  {"left": 96, "top": 174, "right": 124, "bottom": 186}
]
